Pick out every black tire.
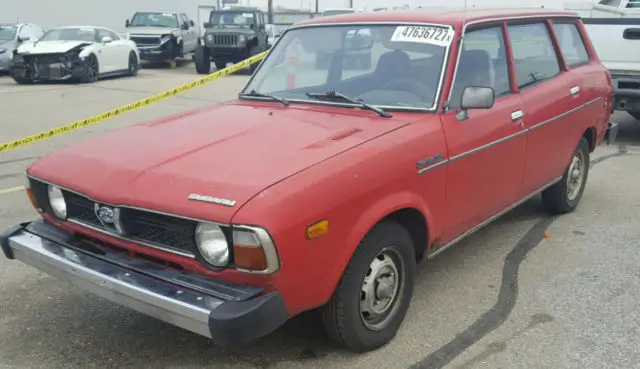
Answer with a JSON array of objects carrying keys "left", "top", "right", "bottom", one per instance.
[
  {"left": 321, "top": 221, "right": 416, "bottom": 352},
  {"left": 80, "top": 54, "right": 99, "bottom": 83},
  {"left": 127, "top": 51, "right": 139, "bottom": 76},
  {"left": 628, "top": 111, "right": 640, "bottom": 122},
  {"left": 541, "top": 137, "right": 590, "bottom": 214},
  {"left": 248, "top": 45, "right": 260, "bottom": 74},
  {"left": 194, "top": 46, "right": 212, "bottom": 75},
  {"left": 11, "top": 74, "right": 32, "bottom": 84},
  {"left": 215, "top": 62, "right": 227, "bottom": 70}
]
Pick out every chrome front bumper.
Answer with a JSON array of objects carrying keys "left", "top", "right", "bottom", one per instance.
[{"left": 1, "top": 220, "right": 288, "bottom": 346}]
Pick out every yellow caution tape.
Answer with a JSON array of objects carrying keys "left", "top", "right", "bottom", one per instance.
[{"left": 0, "top": 51, "right": 268, "bottom": 153}]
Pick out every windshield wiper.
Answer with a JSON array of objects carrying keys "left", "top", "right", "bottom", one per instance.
[
  {"left": 240, "top": 89, "right": 289, "bottom": 106},
  {"left": 305, "top": 90, "right": 391, "bottom": 118}
]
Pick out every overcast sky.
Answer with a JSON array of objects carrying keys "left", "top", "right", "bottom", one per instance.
[{"left": 245, "top": 0, "right": 571, "bottom": 12}]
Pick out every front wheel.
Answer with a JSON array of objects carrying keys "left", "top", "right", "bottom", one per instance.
[
  {"left": 541, "top": 137, "right": 590, "bottom": 214},
  {"left": 194, "top": 46, "right": 211, "bottom": 74},
  {"left": 321, "top": 221, "right": 416, "bottom": 352},
  {"left": 80, "top": 54, "right": 99, "bottom": 83}
]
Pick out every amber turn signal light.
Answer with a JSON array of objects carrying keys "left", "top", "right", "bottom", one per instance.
[
  {"left": 24, "top": 177, "right": 41, "bottom": 212},
  {"left": 232, "top": 229, "right": 267, "bottom": 271},
  {"left": 306, "top": 219, "right": 328, "bottom": 240}
]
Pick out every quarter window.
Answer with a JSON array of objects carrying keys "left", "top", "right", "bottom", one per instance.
[
  {"left": 553, "top": 22, "right": 590, "bottom": 66},
  {"left": 449, "top": 26, "right": 511, "bottom": 109},
  {"left": 507, "top": 22, "right": 560, "bottom": 90}
]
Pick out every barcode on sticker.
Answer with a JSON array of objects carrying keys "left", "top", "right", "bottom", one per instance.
[{"left": 390, "top": 26, "right": 454, "bottom": 46}]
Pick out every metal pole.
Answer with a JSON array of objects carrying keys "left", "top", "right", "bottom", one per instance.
[
  {"left": 349, "top": 0, "right": 353, "bottom": 8},
  {"left": 268, "top": 0, "right": 273, "bottom": 23},
  {"left": 315, "top": 0, "right": 319, "bottom": 14}
]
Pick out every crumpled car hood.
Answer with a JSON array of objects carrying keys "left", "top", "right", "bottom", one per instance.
[
  {"left": 126, "top": 27, "right": 180, "bottom": 36},
  {"left": 16, "top": 40, "right": 91, "bottom": 54}
]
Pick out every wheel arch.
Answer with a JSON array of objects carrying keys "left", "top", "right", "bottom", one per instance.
[
  {"left": 582, "top": 125, "right": 597, "bottom": 152},
  {"left": 320, "top": 191, "right": 433, "bottom": 307}
]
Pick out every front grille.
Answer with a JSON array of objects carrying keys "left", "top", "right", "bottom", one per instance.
[
  {"left": 213, "top": 34, "right": 238, "bottom": 46},
  {"left": 62, "top": 190, "right": 197, "bottom": 255},
  {"left": 23, "top": 53, "right": 64, "bottom": 64},
  {"left": 131, "top": 36, "right": 161, "bottom": 46}
]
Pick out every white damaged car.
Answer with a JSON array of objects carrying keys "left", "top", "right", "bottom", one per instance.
[{"left": 10, "top": 26, "right": 140, "bottom": 84}]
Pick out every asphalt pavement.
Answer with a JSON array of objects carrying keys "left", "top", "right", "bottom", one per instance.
[{"left": 0, "top": 62, "right": 639, "bottom": 369}]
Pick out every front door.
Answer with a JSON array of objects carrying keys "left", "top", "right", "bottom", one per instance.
[{"left": 439, "top": 24, "right": 527, "bottom": 243}]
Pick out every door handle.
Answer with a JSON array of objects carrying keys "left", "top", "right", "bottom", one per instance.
[
  {"left": 511, "top": 110, "right": 524, "bottom": 121},
  {"left": 570, "top": 86, "right": 580, "bottom": 95}
]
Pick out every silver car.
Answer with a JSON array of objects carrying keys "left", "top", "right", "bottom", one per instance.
[{"left": 0, "top": 23, "right": 45, "bottom": 74}]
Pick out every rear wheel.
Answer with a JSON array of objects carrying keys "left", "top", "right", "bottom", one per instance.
[
  {"left": 541, "top": 137, "right": 590, "bottom": 214},
  {"left": 127, "top": 51, "right": 139, "bottom": 76},
  {"left": 194, "top": 46, "right": 211, "bottom": 75},
  {"left": 248, "top": 45, "right": 260, "bottom": 74},
  {"left": 321, "top": 221, "right": 416, "bottom": 352},
  {"left": 628, "top": 111, "right": 640, "bottom": 122}
]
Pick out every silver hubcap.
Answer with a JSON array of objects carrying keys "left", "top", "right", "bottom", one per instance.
[
  {"left": 567, "top": 150, "right": 585, "bottom": 201},
  {"left": 360, "top": 247, "right": 404, "bottom": 331}
]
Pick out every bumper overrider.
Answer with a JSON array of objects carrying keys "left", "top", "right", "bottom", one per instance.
[
  {"left": 0, "top": 220, "right": 288, "bottom": 346},
  {"left": 10, "top": 52, "right": 87, "bottom": 81}
]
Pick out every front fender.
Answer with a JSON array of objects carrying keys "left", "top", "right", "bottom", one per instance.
[{"left": 324, "top": 191, "right": 433, "bottom": 294}]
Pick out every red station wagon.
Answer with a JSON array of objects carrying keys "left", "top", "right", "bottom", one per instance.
[{"left": 1, "top": 8, "right": 618, "bottom": 352}]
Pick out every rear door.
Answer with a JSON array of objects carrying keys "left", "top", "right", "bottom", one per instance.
[{"left": 439, "top": 24, "right": 526, "bottom": 242}]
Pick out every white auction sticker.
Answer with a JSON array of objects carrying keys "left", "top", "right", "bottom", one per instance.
[{"left": 390, "top": 25, "right": 454, "bottom": 47}]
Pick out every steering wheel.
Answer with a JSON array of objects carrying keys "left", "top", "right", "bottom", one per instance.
[{"left": 385, "top": 78, "right": 434, "bottom": 101}]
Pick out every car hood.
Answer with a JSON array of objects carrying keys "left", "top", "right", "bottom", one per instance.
[
  {"left": 126, "top": 26, "right": 179, "bottom": 35},
  {"left": 16, "top": 40, "right": 92, "bottom": 54},
  {"left": 28, "top": 102, "right": 418, "bottom": 223}
]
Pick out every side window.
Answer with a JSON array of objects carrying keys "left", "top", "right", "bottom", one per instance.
[
  {"left": 552, "top": 22, "right": 589, "bottom": 67},
  {"left": 598, "top": 0, "right": 621, "bottom": 5},
  {"left": 627, "top": 0, "right": 640, "bottom": 8},
  {"left": 97, "top": 29, "right": 119, "bottom": 41},
  {"left": 18, "top": 25, "right": 31, "bottom": 39},
  {"left": 180, "top": 14, "right": 190, "bottom": 26},
  {"left": 449, "top": 26, "right": 511, "bottom": 109},
  {"left": 31, "top": 25, "right": 44, "bottom": 38},
  {"left": 507, "top": 22, "right": 560, "bottom": 90}
]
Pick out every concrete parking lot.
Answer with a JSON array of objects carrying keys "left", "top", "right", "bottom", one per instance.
[{"left": 1, "top": 63, "right": 639, "bottom": 369}]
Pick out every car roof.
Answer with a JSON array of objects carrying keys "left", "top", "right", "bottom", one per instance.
[{"left": 297, "top": 7, "right": 579, "bottom": 27}]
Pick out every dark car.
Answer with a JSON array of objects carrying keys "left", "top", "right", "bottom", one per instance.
[{"left": 194, "top": 7, "right": 269, "bottom": 74}]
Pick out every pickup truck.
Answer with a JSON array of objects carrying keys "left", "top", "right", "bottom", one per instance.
[
  {"left": 125, "top": 11, "right": 201, "bottom": 68},
  {"left": 1, "top": 7, "right": 617, "bottom": 353},
  {"left": 565, "top": 0, "right": 640, "bottom": 120}
]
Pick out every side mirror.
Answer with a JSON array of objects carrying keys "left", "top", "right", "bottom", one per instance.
[
  {"left": 181, "top": 23, "right": 189, "bottom": 30},
  {"left": 101, "top": 36, "right": 113, "bottom": 43},
  {"left": 250, "top": 23, "right": 254, "bottom": 29},
  {"left": 190, "top": 20, "right": 195, "bottom": 26},
  {"left": 17, "top": 35, "right": 30, "bottom": 42},
  {"left": 203, "top": 22, "right": 211, "bottom": 28},
  {"left": 456, "top": 86, "right": 495, "bottom": 120},
  {"left": 125, "top": 19, "right": 130, "bottom": 27}
]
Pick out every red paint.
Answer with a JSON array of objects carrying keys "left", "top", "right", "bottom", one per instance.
[{"left": 26, "top": 9, "right": 613, "bottom": 318}]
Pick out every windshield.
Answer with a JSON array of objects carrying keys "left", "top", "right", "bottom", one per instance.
[
  {"left": 242, "top": 24, "right": 453, "bottom": 110},
  {"left": 322, "top": 10, "right": 357, "bottom": 16},
  {"left": 210, "top": 11, "right": 255, "bottom": 27},
  {"left": 0, "top": 25, "right": 17, "bottom": 41},
  {"left": 130, "top": 12, "right": 179, "bottom": 28},
  {"left": 40, "top": 28, "right": 96, "bottom": 42}
]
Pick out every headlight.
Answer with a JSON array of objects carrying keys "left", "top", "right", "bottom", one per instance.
[
  {"left": 47, "top": 185, "right": 67, "bottom": 220},
  {"left": 195, "top": 223, "right": 229, "bottom": 267},
  {"left": 206, "top": 34, "right": 213, "bottom": 42},
  {"left": 0, "top": 48, "right": 6, "bottom": 54},
  {"left": 238, "top": 35, "right": 246, "bottom": 43}
]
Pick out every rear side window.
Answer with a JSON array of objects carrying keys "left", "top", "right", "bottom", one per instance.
[
  {"left": 507, "top": 22, "right": 560, "bottom": 90},
  {"left": 553, "top": 22, "right": 590, "bottom": 67}
]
